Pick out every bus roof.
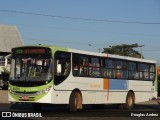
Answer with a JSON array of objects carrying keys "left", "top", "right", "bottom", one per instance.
[
  {"left": 12, "top": 45, "right": 156, "bottom": 64},
  {"left": 68, "top": 48, "right": 156, "bottom": 64}
]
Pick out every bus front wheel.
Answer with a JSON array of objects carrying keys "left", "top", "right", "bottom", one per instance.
[{"left": 69, "top": 91, "right": 82, "bottom": 112}]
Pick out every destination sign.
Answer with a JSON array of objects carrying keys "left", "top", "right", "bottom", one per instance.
[{"left": 14, "top": 48, "right": 46, "bottom": 54}]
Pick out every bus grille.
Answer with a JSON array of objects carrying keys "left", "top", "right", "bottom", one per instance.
[
  {"left": 15, "top": 91, "right": 38, "bottom": 96},
  {"left": 18, "top": 96, "right": 35, "bottom": 101}
]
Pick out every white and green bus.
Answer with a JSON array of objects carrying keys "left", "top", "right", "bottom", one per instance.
[{"left": 8, "top": 45, "right": 158, "bottom": 111}]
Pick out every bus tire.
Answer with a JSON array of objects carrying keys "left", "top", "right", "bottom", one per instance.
[
  {"left": 123, "top": 92, "right": 135, "bottom": 110},
  {"left": 69, "top": 91, "right": 82, "bottom": 112},
  {"left": 32, "top": 103, "right": 42, "bottom": 111}
]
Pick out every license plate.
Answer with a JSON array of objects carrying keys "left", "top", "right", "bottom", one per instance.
[{"left": 22, "top": 96, "right": 29, "bottom": 100}]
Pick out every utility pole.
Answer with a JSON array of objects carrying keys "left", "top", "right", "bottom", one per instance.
[
  {"left": 88, "top": 44, "right": 101, "bottom": 53},
  {"left": 138, "top": 45, "right": 145, "bottom": 59}
]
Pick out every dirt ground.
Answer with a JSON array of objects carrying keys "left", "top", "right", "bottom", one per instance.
[{"left": 0, "top": 90, "right": 9, "bottom": 103}]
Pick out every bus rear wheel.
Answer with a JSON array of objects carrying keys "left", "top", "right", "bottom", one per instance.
[
  {"left": 69, "top": 91, "right": 82, "bottom": 112},
  {"left": 123, "top": 92, "right": 135, "bottom": 110}
]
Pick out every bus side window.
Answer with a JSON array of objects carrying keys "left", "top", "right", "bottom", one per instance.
[
  {"left": 56, "top": 60, "right": 62, "bottom": 75},
  {"left": 63, "top": 61, "right": 71, "bottom": 76},
  {"left": 54, "top": 52, "right": 71, "bottom": 76},
  {"left": 150, "top": 64, "right": 155, "bottom": 81},
  {"left": 54, "top": 51, "right": 71, "bottom": 85},
  {"left": 79, "top": 56, "right": 88, "bottom": 76},
  {"left": 72, "top": 54, "right": 80, "bottom": 76},
  {"left": 104, "top": 59, "right": 115, "bottom": 78},
  {"left": 73, "top": 65, "right": 79, "bottom": 76},
  {"left": 128, "top": 62, "right": 138, "bottom": 80},
  {"left": 139, "top": 63, "right": 148, "bottom": 80}
]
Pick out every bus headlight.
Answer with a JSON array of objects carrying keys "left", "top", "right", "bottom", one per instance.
[
  {"left": 9, "top": 89, "right": 16, "bottom": 94},
  {"left": 36, "top": 86, "right": 52, "bottom": 95}
]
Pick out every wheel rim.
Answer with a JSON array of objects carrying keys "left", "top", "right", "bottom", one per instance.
[
  {"left": 75, "top": 93, "right": 78, "bottom": 108},
  {"left": 75, "top": 92, "right": 82, "bottom": 109},
  {"left": 128, "top": 97, "right": 132, "bottom": 106},
  {"left": 128, "top": 94, "right": 134, "bottom": 107}
]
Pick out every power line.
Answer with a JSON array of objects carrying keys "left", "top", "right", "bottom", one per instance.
[
  {"left": 1, "top": 21, "right": 160, "bottom": 37},
  {"left": 23, "top": 37, "right": 160, "bottom": 51},
  {"left": 23, "top": 37, "right": 89, "bottom": 46},
  {"left": 0, "top": 9, "right": 160, "bottom": 25},
  {"left": 143, "top": 49, "right": 160, "bottom": 51}
]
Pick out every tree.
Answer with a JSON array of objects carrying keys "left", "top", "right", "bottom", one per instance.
[{"left": 102, "top": 43, "right": 144, "bottom": 58}]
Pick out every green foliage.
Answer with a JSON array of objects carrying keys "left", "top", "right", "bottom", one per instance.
[{"left": 102, "top": 43, "right": 144, "bottom": 58}]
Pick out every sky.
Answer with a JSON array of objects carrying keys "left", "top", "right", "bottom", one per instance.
[{"left": 0, "top": 0, "right": 160, "bottom": 62}]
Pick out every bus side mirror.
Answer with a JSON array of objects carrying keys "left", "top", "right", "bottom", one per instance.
[{"left": 57, "top": 64, "right": 62, "bottom": 74}]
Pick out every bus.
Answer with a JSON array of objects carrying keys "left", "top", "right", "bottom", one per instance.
[{"left": 8, "top": 45, "right": 158, "bottom": 111}]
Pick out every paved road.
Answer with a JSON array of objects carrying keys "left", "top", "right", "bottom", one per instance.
[
  {"left": 0, "top": 102, "right": 160, "bottom": 119},
  {"left": 0, "top": 90, "right": 8, "bottom": 104}
]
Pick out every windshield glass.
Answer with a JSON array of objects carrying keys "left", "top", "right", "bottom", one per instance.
[{"left": 10, "top": 57, "right": 52, "bottom": 81}]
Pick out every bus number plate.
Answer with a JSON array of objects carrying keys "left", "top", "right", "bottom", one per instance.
[{"left": 22, "top": 96, "right": 29, "bottom": 100}]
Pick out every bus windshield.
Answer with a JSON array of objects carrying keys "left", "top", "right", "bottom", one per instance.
[{"left": 10, "top": 57, "right": 52, "bottom": 81}]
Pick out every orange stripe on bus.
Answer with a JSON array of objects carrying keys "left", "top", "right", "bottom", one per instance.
[{"left": 103, "top": 78, "right": 109, "bottom": 90}]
